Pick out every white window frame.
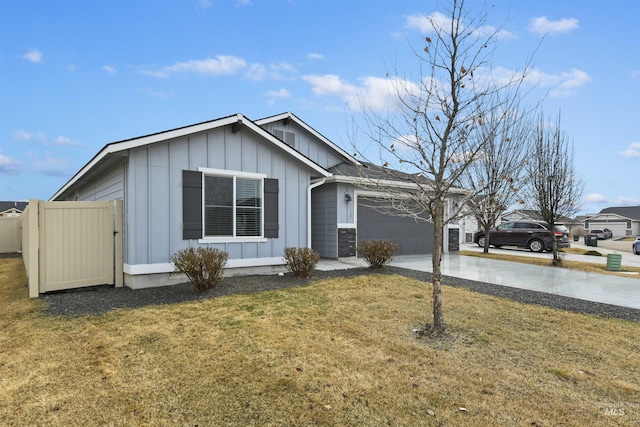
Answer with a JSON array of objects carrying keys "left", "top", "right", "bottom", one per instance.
[{"left": 198, "top": 167, "right": 267, "bottom": 243}]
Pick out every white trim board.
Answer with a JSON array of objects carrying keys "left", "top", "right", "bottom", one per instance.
[{"left": 124, "top": 257, "right": 285, "bottom": 275}]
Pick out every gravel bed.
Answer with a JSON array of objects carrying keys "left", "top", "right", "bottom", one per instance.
[{"left": 40, "top": 266, "right": 640, "bottom": 322}]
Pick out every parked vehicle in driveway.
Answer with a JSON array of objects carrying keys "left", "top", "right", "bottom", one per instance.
[
  {"left": 633, "top": 237, "right": 640, "bottom": 255},
  {"left": 590, "top": 229, "right": 605, "bottom": 239},
  {"left": 603, "top": 228, "right": 613, "bottom": 239},
  {"left": 473, "top": 221, "right": 571, "bottom": 253}
]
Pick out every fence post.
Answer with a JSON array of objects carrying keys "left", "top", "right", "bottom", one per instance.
[
  {"left": 114, "top": 200, "right": 123, "bottom": 287},
  {"left": 27, "top": 200, "right": 40, "bottom": 298}
]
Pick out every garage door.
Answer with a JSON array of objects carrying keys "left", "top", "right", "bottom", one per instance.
[
  {"left": 357, "top": 197, "right": 434, "bottom": 255},
  {"left": 590, "top": 222, "right": 627, "bottom": 238}
]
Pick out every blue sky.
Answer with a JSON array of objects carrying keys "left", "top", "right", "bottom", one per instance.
[{"left": 1, "top": 0, "right": 638, "bottom": 215}]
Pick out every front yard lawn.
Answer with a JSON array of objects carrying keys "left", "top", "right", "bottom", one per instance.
[{"left": 1, "top": 257, "right": 639, "bottom": 425}]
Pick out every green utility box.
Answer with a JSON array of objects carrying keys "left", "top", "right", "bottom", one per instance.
[{"left": 606, "top": 254, "right": 622, "bottom": 271}]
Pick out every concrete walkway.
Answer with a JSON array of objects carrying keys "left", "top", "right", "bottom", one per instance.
[{"left": 317, "top": 244, "right": 640, "bottom": 310}]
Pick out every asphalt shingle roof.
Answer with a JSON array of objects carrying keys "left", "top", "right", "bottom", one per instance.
[
  {"left": 0, "top": 201, "right": 28, "bottom": 213},
  {"left": 600, "top": 206, "right": 640, "bottom": 220}
]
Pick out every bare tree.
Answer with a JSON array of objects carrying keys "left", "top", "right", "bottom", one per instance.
[
  {"left": 353, "top": 0, "right": 534, "bottom": 336},
  {"left": 524, "top": 111, "right": 583, "bottom": 265},
  {"left": 460, "top": 108, "right": 534, "bottom": 253}
]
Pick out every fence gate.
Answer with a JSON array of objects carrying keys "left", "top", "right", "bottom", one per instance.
[{"left": 33, "top": 200, "right": 123, "bottom": 293}]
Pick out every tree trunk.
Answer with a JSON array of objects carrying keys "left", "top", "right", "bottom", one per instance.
[
  {"left": 483, "top": 222, "right": 491, "bottom": 253},
  {"left": 431, "top": 202, "right": 445, "bottom": 335}
]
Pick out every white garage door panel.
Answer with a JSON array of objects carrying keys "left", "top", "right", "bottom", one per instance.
[{"left": 591, "top": 222, "right": 627, "bottom": 237}]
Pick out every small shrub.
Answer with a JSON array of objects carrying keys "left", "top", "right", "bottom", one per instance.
[
  {"left": 357, "top": 240, "right": 399, "bottom": 269},
  {"left": 284, "top": 247, "right": 320, "bottom": 278},
  {"left": 172, "top": 247, "right": 228, "bottom": 293}
]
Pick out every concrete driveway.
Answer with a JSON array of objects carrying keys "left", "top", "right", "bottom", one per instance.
[{"left": 317, "top": 242, "right": 640, "bottom": 310}]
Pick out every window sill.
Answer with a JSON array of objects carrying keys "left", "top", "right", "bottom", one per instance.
[{"left": 198, "top": 237, "right": 268, "bottom": 244}]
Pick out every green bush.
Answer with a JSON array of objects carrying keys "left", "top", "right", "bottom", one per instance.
[
  {"left": 284, "top": 247, "right": 320, "bottom": 278},
  {"left": 171, "top": 247, "right": 229, "bottom": 293},
  {"left": 357, "top": 240, "right": 399, "bottom": 269}
]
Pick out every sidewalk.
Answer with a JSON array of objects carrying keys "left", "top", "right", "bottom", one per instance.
[{"left": 317, "top": 247, "right": 640, "bottom": 310}]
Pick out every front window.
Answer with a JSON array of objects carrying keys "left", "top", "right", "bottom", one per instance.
[{"left": 203, "top": 173, "right": 263, "bottom": 238}]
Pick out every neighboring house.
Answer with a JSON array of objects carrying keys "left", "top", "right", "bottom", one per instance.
[
  {"left": 51, "top": 112, "right": 467, "bottom": 289},
  {"left": 501, "top": 209, "right": 573, "bottom": 225},
  {"left": 0, "top": 201, "right": 28, "bottom": 217},
  {"left": 584, "top": 206, "right": 640, "bottom": 237},
  {"left": 500, "top": 209, "right": 543, "bottom": 223}
]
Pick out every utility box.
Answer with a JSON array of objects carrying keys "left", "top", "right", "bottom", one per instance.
[{"left": 606, "top": 254, "right": 622, "bottom": 271}]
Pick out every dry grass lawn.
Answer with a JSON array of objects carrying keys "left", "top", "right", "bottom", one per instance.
[
  {"left": 1, "top": 257, "right": 639, "bottom": 426},
  {"left": 460, "top": 250, "right": 640, "bottom": 279}
]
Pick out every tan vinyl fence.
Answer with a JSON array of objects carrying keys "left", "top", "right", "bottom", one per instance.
[
  {"left": 0, "top": 216, "right": 22, "bottom": 253},
  {"left": 22, "top": 200, "right": 123, "bottom": 298}
]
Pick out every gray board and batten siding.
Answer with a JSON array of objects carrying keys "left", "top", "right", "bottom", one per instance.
[
  {"left": 257, "top": 119, "right": 346, "bottom": 170},
  {"left": 60, "top": 122, "right": 321, "bottom": 280},
  {"left": 126, "top": 125, "right": 314, "bottom": 266},
  {"left": 311, "top": 183, "right": 339, "bottom": 258}
]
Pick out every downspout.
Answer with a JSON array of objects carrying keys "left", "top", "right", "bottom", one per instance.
[{"left": 307, "top": 178, "right": 327, "bottom": 249}]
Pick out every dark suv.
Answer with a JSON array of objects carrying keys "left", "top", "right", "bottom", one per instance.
[{"left": 473, "top": 221, "right": 570, "bottom": 253}]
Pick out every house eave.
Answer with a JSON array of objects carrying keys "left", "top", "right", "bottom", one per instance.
[
  {"left": 325, "top": 175, "right": 467, "bottom": 195},
  {"left": 50, "top": 113, "right": 330, "bottom": 201}
]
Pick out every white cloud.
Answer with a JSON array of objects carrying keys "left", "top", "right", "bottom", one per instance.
[
  {"left": 615, "top": 196, "right": 640, "bottom": 205},
  {"left": 53, "top": 136, "right": 81, "bottom": 146},
  {"left": 303, "top": 74, "right": 419, "bottom": 111},
  {"left": 102, "top": 65, "right": 117, "bottom": 74},
  {"left": 619, "top": 142, "right": 640, "bottom": 158},
  {"left": 22, "top": 48, "right": 43, "bottom": 63},
  {"left": 529, "top": 17, "right": 579, "bottom": 36},
  {"left": 143, "top": 55, "right": 248, "bottom": 78},
  {"left": 30, "top": 155, "right": 73, "bottom": 177},
  {"left": 585, "top": 194, "right": 607, "bottom": 204},
  {"left": 12, "top": 129, "right": 80, "bottom": 146},
  {"left": 521, "top": 67, "right": 591, "bottom": 97},
  {"left": 12, "top": 129, "right": 46, "bottom": 142},
  {"left": 266, "top": 88, "right": 291, "bottom": 106},
  {"left": 197, "top": 0, "right": 212, "bottom": 9},
  {"left": 405, "top": 12, "right": 513, "bottom": 39},
  {"left": 235, "top": 0, "right": 252, "bottom": 6},
  {"left": 307, "top": 53, "right": 326, "bottom": 60},
  {"left": 303, "top": 74, "right": 359, "bottom": 105},
  {"left": 266, "top": 88, "right": 291, "bottom": 99},
  {"left": 0, "top": 150, "right": 21, "bottom": 175},
  {"left": 67, "top": 64, "right": 76, "bottom": 72},
  {"left": 245, "top": 62, "right": 296, "bottom": 81}
]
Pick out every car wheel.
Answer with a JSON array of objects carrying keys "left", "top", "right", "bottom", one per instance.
[
  {"left": 477, "top": 236, "right": 486, "bottom": 247},
  {"left": 528, "top": 239, "right": 545, "bottom": 253}
]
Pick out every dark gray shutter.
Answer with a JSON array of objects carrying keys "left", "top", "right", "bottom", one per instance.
[
  {"left": 264, "top": 178, "right": 279, "bottom": 238},
  {"left": 182, "top": 170, "right": 202, "bottom": 240}
]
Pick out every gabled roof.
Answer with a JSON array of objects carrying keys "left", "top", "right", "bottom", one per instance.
[
  {"left": 51, "top": 113, "right": 331, "bottom": 200},
  {"left": 600, "top": 206, "right": 640, "bottom": 220},
  {"left": 0, "top": 201, "right": 28, "bottom": 213},
  {"left": 255, "top": 112, "right": 362, "bottom": 166}
]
